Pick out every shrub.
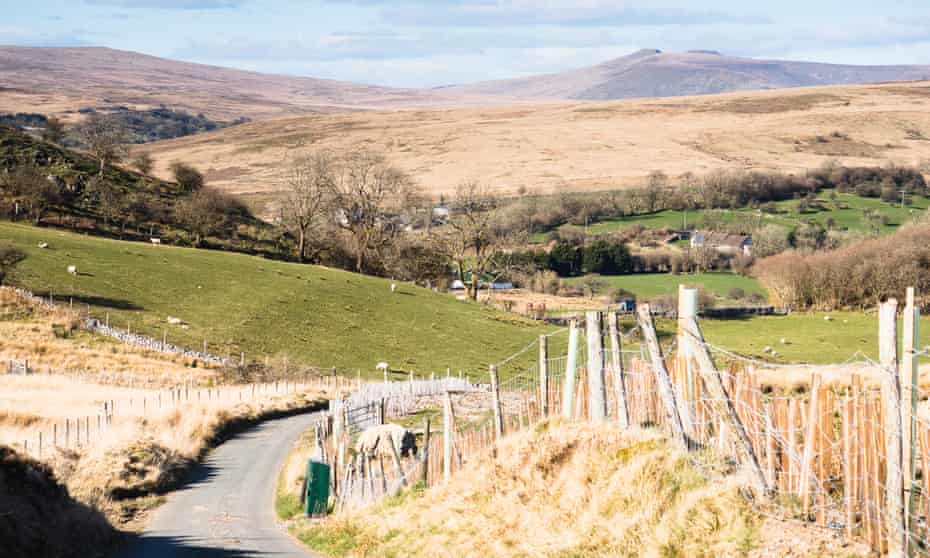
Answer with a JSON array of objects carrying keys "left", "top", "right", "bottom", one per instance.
[
  {"left": 727, "top": 287, "right": 746, "bottom": 300},
  {"left": 170, "top": 162, "right": 204, "bottom": 192},
  {"left": 754, "top": 223, "right": 930, "bottom": 310}
]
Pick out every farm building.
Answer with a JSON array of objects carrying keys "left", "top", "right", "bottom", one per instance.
[{"left": 690, "top": 230, "right": 752, "bottom": 256}]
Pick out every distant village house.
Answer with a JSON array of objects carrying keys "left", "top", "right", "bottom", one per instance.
[{"left": 690, "top": 230, "right": 752, "bottom": 256}]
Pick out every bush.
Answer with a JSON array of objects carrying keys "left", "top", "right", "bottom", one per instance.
[
  {"left": 171, "top": 162, "right": 204, "bottom": 192},
  {"left": 581, "top": 239, "right": 633, "bottom": 275},
  {"left": 547, "top": 241, "right": 582, "bottom": 276},
  {"left": 727, "top": 287, "right": 746, "bottom": 300},
  {"left": 754, "top": 223, "right": 930, "bottom": 310}
]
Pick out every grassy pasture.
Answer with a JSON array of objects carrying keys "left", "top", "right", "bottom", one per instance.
[
  {"left": 538, "top": 191, "right": 930, "bottom": 241},
  {"left": 565, "top": 272, "right": 766, "bottom": 302},
  {"left": 0, "top": 221, "right": 556, "bottom": 377}
]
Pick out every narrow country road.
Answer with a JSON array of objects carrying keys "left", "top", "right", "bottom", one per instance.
[{"left": 117, "top": 411, "right": 323, "bottom": 558}]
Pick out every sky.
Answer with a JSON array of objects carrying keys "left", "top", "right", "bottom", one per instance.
[{"left": 4, "top": 0, "right": 930, "bottom": 88}]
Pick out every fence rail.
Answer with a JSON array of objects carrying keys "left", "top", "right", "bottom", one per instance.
[{"left": 315, "top": 286, "right": 930, "bottom": 557}]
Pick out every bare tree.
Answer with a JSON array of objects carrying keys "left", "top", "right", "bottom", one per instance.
[
  {"left": 42, "top": 116, "right": 65, "bottom": 144},
  {"left": 175, "top": 188, "right": 249, "bottom": 246},
  {"left": 2, "top": 165, "right": 61, "bottom": 224},
  {"left": 329, "top": 150, "right": 418, "bottom": 273},
  {"left": 279, "top": 152, "right": 333, "bottom": 262},
  {"left": 72, "top": 114, "right": 129, "bottom": 176},
  {"left": 88, "top": 176, "right": 124, "bottom": 230},
  {"left": 434, "top": 181, "right": 523, "bottom": 301},
  {"left": 171, "top": 161, "right": 204, "bottom": 192},
  {"left": 132, "top": 151, "right": 155, "bottom": 176}
]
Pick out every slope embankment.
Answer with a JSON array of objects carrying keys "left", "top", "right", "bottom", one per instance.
[{"left": 294, "top": 422, "right": 867, "bottom": 557}]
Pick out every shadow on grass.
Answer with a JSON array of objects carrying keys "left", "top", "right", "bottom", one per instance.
[{"left": 34, "top": 292, "right": 144, "bottom": 311}]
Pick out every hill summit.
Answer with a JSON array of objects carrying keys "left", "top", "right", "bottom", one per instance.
[{"left": 447, "top": 48, "right": 930, "bottom": 100}]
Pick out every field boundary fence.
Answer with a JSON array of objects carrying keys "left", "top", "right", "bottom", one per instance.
[
  {"left": 316, "top": 284, "right": 930, "bottom": 557},
  {"left": 9, "top": 369, "right": 354, "bottom": 461}
]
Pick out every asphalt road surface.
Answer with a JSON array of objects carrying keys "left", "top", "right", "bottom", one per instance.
[{"left": 117, "top": 411, "right": 323, "bottom": 558}]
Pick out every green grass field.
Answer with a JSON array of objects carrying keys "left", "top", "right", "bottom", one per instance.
[
  {"left": 696, "top": 311, "right": 930, "bottom": 365},
  {"left": 1, "top": 222, "right": 557, "bottom": 377},
  {"left": 534, "top": 191, "right": 930, "bottom": 241},
  {"left": 565, "top": 272, "right": 766, "bottom": 302}
]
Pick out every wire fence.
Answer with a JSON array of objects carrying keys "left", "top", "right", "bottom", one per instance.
[{"left": 320, "top": 294, "right": 930, "bottom": 556}]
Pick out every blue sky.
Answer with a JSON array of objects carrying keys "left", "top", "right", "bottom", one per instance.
[{"left": 4, "top": 0, "right": 930, "bottom": 87}]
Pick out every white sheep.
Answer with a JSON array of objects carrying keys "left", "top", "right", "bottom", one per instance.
[
  {"left": 66, "top": 265, "right": 77, "bottom": 275},
  {"left": 376, "top": 362, "right": 390, "bottom": 372},
  {"left": 150, "top": 238, "right": 162, "bottom": 245},
  {"left": 390, "top": 283, "right": 397, "bottom": 293},
  {"left": 355, "top": 424, "right": 417, "bottom": 458},
  {"left": 37, "top": 242, "right": 48, "bottom": 249}
]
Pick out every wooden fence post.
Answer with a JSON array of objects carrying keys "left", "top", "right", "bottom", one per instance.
[
  {"left": 677, "top": 285, "right": 697, "bottom": 410},
  {"left": 636, "top": 304, "right": 688, "bottom": 450},
  {"left": 586, "top": 311, "right": 607, "bottom": 423},
  {"left": 387, "top": 436, "right": 407, "bottom": 492},
  {"left": 607, "top": 311, "right": 629, "bottom": 428},
  {"left": 420, "top": 418, "right": 430, "bottom": 486},
  {"left": 675, "top": 287, "right": 699, "bottom": 438},
  {"left": 800, "top": 373, "right": 822, "bottom": 517},
  {"left": 443, "top": 391, "right": 453, "bottom": 482},
  {"left": 539, "top": 335, "right": 549, "bottom": 417},
  {"left": 489, "top": 365, "right": 504, "bottom": 440},
  {"left": 562, "top": 320, "right": 579, "bottom": 420},
  {"left": 903, "top": 287, "right": 920, "bottom": 549},
  {"left": 880, "top": 298, "right": 906, "bottom": 558},
  {"left": 682, "top": 314, "right": 771, "bottom": 496}
]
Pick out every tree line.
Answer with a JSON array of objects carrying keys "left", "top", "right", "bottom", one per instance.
[
  {"left": 754, "top": 219, "right": 930, "bottom": 310},
  {"left": 506, "top": 164, "right": 928, "bottom": 235}
]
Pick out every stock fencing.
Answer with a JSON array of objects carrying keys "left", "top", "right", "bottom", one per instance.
[
  {"left": 10, "top": 372, "right": 354, "bottom": 461},
  {"left": 315, "top": 287, "right": 930, "bottom": 557}
]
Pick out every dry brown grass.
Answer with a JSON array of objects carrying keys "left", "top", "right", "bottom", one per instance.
[
  {"left": 0, "top": 289, "right": 337, "bottom": 525},
  {"left": 142, "top": 81, "right": 930, "bottom": 207},
  {"left": 478, "top": 288, "right": 608, "bottom": 314},
  {"left": 751, "top": 362, "right": 930, "bottom": 392},
  {"left": 0, "top": 371, "right": 333, "bottom": 524},
  {"left": 0, "top": 289, "right": 217, "bottom": 387},
  {"left": 293, "top": 422, "right": 866, "bottom": 557}
]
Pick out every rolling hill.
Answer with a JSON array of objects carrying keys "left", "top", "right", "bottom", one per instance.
[
  {"left": 140, "top": 81, "right": 930, "bottom": 203},
  {"left": 4, "top": 46, "right": 930, "bottom": 124},
  {"left": 0, "top": 46, "right": 490, "bottom": 121},
  {"left": 0, "top": 221, "right": 553, "bottom": 376},
  {"left": 447, "top": 48, "right": 930, "bottom": 100}
]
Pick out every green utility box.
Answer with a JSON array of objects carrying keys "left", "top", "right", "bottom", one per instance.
[{"left": 304, "top": 459, "right": 330, "bottom": 516}]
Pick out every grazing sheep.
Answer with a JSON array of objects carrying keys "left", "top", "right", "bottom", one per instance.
[
  {"left": 150, "top": 238, "right": 162, "bottom": 245},
  {"left": 66, "top": 265, "right": 77, "bottom": 275},
  {"left": 355, "top": 423, "right": 417, "bottom": 458},
  {"left": 376, "top": 362, "right": 390, "bottom": 372},
  {"left": 37, "top": 242, "right": 48, "bottom": 249},
  {"left": 166, "top": 317, "right": 183, "bottom": 325},
  {"left": 390, "top": 282, "right": 397, "bottom": 293}
]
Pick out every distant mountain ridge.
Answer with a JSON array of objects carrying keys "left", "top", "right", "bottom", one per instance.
[
  {"left": 2, "top": 46, "right": 930, "bottom": 119},
  {"left": 0, "top": 46, "right": 479, "bottom": 120},
  {"left": 446, "top": 48, "right": 930, "bottom": 100}
]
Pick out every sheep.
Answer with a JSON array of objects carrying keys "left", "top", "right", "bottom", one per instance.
[
  {"left": 390, "top": 282, "right": 397, "bottom": 293},
  {"left": 355, "top": 423, "right": 417, "bottom": 458},
  {"left": 376, "top": 362, "right": 390, "bottom": 372},
  {"left": 166, "top": 317, "right": 183, "bottom": 325},
  {"left": 150, "top": 238, "right": 162, "bottom": 245},
  {"left": 66, "top": 265, "right": 77, "bottom": 275},
  {"left": 37, "top": 242, "right": 48, "bottom": 249}
]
